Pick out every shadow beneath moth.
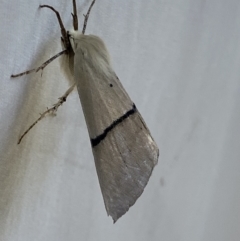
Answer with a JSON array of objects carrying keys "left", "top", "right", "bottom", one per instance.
[{"left": 11, "top": 0, "right": 159, "bottom": 223}]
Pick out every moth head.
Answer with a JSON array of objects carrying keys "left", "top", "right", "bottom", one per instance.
[{"left": 68, "top": 30, "right": 82, "bottom": 53}]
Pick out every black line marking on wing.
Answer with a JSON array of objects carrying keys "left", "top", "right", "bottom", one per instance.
[{"left": 91, "top": 104, "right": 137, "bottom": 147}]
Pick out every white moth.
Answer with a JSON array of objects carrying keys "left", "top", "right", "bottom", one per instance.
[{"left": 12, "top": 0, "right": 159, "bottom": 223}]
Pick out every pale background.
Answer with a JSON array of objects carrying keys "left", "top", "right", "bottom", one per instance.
[{"left": 1, "top": 0, "right": 240, "bottom": 240}]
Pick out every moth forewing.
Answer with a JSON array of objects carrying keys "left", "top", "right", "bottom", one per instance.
[{"left": 69, "top": 31, "right": 159, "bottom": 222}]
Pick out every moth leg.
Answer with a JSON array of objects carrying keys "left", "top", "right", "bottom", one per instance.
[
  {"left": 82, "top": 0, "right": 96, "bottom": 34},
  {"left": 40, "top": 5, "right": 70, "bottom": 50},
  {"left": 11, "top": 50, "right": 67, "bottom": 78},
  {"left": 18, "top": 84, "right": 76, "bottom": 144}
]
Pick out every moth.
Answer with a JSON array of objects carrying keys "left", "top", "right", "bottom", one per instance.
[{"left": 11, "top": 0, "right": 159, "bottom": 222}]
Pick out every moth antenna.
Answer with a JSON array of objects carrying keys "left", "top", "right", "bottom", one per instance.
[
  {"left": 72, "top": 0, "right": 78, "bottom": 30},
  {"left": 82, "top": 0, "right": 96, "bottom": 34}
]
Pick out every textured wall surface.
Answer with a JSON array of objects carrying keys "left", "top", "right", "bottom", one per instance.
[{"left": 1, "top": 0, "right": 240, "bottom": 240}]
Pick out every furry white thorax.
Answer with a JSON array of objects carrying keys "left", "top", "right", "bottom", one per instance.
[{"left": 68, "top": 30, "right": 112, "bottom": 79}]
